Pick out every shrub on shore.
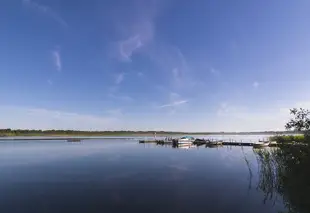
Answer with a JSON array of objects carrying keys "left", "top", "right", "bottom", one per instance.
[{"left": 269, "top": 135, "right": 305, "bottom": 143}]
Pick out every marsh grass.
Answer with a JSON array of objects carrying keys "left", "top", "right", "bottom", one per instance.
[{"left": 253, "top": 146, "right": 310, "bottom": 213}]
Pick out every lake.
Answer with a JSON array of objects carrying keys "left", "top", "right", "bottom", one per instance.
[{"left": 0, "top": 138, "right": 287, "bottom": 213}]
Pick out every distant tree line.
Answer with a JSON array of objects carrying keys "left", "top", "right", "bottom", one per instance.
[
  {"left": 0, "top": 128, "right": 300, "bottom": 137},
  {"left": 0, "top": 129, "right": 158, "bottom": 136}
]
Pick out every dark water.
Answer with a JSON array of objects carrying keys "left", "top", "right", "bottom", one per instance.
[{"left": 0, "top": 140, "right": 286, "bottom": 213}]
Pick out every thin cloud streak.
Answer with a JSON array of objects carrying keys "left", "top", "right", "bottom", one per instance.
[
  {"left": 52, "top": 50, "right": 62, "bottom": 72},
  {"left": 23, "top": 0, "right": 68, "bottom": 27},
  {"left": 115, "top": 73, "right": 124, "bottom": 84},
  {"left": 159, "top": 100, "right": 188, "bottom": 108}
]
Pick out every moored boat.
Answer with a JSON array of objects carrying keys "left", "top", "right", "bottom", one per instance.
[
  {"left": 206, "top": 140, "right": 223, "bottom": 147},
  {"left": 253, "top": 141, "right": 270, "bottom": 148},
  {"left": 178, "top": 136, "right": 195, "bottom": 144},
  {"left": 269, "top": 141, "right": 277, "bottom": 146}
]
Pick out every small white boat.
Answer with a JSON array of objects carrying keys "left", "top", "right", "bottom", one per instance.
[
  {"left": 253, "top": 141, "right": 270, "bottom": 148},
  {"left": 178, "top": 136, "right": 195, "bottom": 144},
  {"left": 269, "top": 141, "right": 277, "bottom": 146}
]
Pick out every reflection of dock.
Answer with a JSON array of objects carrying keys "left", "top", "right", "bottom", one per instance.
[
  {"left": 139, "top": 140, "right": 171, "bottom": 144},
  {"left": 193, "top": 140, "right": 255, "bottom": 146},
  {"left": 222, "top": 141, "right": 254, "bottom": 146},
  {"left": 139, "top": 139, "right": 176, "bottom": 145},
  {"left": 139, "top": 140, "right": 160, "bottom": 143}
]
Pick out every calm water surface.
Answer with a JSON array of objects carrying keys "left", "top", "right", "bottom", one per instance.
[{"left": 0, "top": 139, "right": 286, "bottom": 213}]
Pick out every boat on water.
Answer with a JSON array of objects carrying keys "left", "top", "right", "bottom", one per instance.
[
  {"left": 269, "top": 141, "right": 277, "bottom": 146},
  {"left": 178, "top": 136, "right": 195, "bottom": 144},
  {"left": 206, "top": 140, "right": 223, "bottom": 147},
  {"left": 253, "top": 141, "right": 270, "bottom": 148}
]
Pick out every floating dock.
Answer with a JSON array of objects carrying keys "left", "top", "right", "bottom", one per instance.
[
  {"left": 222, "top": 141, "right": 254, "bottom": 146},
  {"left": 139, "top": 140, "right": 164, "bottom": 143},
  {"left": 140, "top": 138, "right": 278, "bottom": 149},
  {"left": 67, "top": 138, "right": 82, "bottom": 142}
]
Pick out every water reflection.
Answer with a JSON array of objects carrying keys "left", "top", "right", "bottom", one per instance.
[
  {"left": 160, "top": 142, "right": 310, "bottom": 213},
  {"left": 253, "top": 146, "right": 310, "bottom": 213},
  {"left": 0, "top": 139, "right": 302, "bottom": 213}
]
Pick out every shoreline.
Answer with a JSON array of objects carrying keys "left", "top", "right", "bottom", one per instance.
[
  {"left": 0, "top": 132, "right": 284, "bottom": 138},
  {"left": 0, "top": 131, "right": 297, "bottom": 138}
]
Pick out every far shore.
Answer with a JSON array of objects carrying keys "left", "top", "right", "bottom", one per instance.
[{"left": 0, "top": 129, "right": 300, "bottom": 138}]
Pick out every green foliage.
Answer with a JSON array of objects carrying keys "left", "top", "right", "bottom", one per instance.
[
  {"left": 0, "top": 129, "right": 162, "bottom": 137},
  {"left": 269, "top": 135, "right": 305, "bottom": 144},
  {"left": 285, "top": 108, "right": 310, "bottom": 131},
  {"left": 0, "top": 129, "right": 213, "bottom": 137},
  {"left": 285, "top": 108, "right": 310, "bottom": 144}
]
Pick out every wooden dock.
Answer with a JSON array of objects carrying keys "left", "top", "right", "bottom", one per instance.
[
  {"left": 222, "top": 141, "right": 254, "bottom": 146},
  {"left": 139, "top": 140, "right": 164, "bottom": 144},
  {"left": 193, "top": 140, "right": 255, "bottom": 147},
  {"left": 140, "top": 138, "right": 278, "bottom": 148}
]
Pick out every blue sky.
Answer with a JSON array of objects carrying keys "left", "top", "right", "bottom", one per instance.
[{"left": 0, "top": 0, "right": 310, "bottom": 131}]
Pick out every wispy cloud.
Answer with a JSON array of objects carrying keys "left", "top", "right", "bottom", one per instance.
[
  {"left": 108, "top": 0, "right": 198, "bottom": 102},
  {"left": 115, "top": 73, "right": 124, "bottom": 84},
  {"left": 169, "top": 92, "right": 181, "bottom": 100},
  {"left": 108, "top": 73, "right": 130, "bottom": 102},
  {"left": 52, "top": 49, "right": 62, "bottom": 72},
  {"left": 159, "top": 100, "right": 188, "bottom": 108},
  {"left": 23, "top": 0, "right": 67, "bottom": 27},
  {"left": 119, "top": 35, "right": 143, "bottom": 61},
  {"left": 172, "top": 68, "right": 182, "bottom": 85},
  {"left": 149, "top": 44, "right": 198, "bottom": 91},
  {"left": 110, "top": 0, "right": 166, "bottom": 61},
  {"left": 47, "top": 79, "right": 53, "bottom": 85},
  {"left": 155, "top": 92, "right": 189, "bottom": 115},
  {"left": 253, "top": 81, "right": 259, "bottom": 88}
]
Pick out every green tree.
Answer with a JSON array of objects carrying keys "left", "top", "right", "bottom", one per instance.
[{"left": 285, "top": 108, "right": 310, "bottom": 143}]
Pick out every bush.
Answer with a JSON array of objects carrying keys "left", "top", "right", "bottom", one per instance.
[{"left": 269, "top": 135, "right": 305, "bottom": 143}]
